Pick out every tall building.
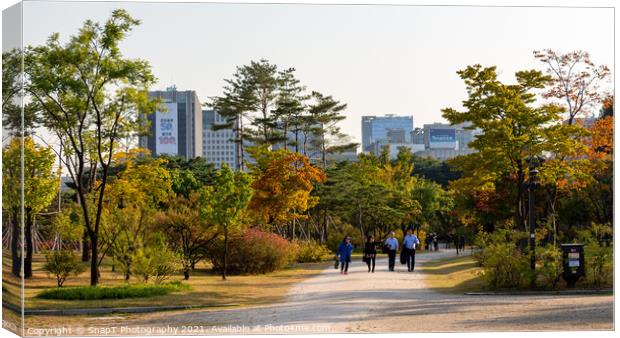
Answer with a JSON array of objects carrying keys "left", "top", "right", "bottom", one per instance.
[
  {"left": 202, "top": 109, "right": 238, "bottom": 169},
  {"left": 140, "top": 86, "right": 202, "bottom": 159},
  {"left": 361, "top": 115, "right": 414, "bottom": 153}
]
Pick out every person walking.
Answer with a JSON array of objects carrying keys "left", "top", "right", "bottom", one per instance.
[
  {"left": 459, "top": 235, "right": 465, "bottom": 252},
  {"left": 363, "top": 235, "right": 381, "bottom": 273},
  {"left": 402, "top": 228, "right": 420, "bottom": 272},
  {"left": 384, "top": 231, "right": 399, "bottom": 271},
  {"left": 433, "top": 233, "right": 439, "bottom": 251},
  {"left": 336, "top": 236, "right": 354, "bottom": 275}
]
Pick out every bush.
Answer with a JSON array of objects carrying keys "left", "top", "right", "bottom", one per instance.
[
  {"left": 43, "top": 250, "right": 86, "bottom": 287},
  {"left": 536, "top": 245, "right": 562, "bottom": 289},
  {"left": 576, "top": 223, "right": 613, "bottom": 288},
  {"left": 132, "top": 239, "right": 180, "bottom": 284},
  {"left": 37, "top": 281, "right": 189, "bottom": 300},
  {"left": 292, "top": 240, "right": 333, "bottom": 263},
  {"left": 481, "top": 242, "right": 530, "bottom": 289},
  {"left": 207, "top": 228, "right": 294, "bottom": 274}
]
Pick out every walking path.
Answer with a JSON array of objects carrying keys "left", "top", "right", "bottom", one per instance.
[{"left": 121, "top": 249, "right": 613, "bottom": 333}]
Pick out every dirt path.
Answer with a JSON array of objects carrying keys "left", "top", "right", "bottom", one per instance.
[{"left": 110, "top": 249, "right": 612, "bottom": 334}]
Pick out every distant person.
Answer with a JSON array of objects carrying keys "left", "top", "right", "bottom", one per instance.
[
  {"left": 454, "top": 234, "right": 461, "bottom": 255},
  {"left": 363, "top": 235, "right": 381, "bottom": 273},
  {"left": 402, "top": 228, "right": 420, "bottom": 272},
  {"left": 424, "top": 233, "right": 430, "bottom": 251},
  {"left": 433, "top": 234, "right": 439, "bottom": 251},
  {"left": 459, "top": 235, "right": 465, "bottom": 252},
  {"left": 337, "top": 236, "right": 354, "bottom": 275},
  {"left": 384, "top": 231, "right": 399, "bottom": 271}
]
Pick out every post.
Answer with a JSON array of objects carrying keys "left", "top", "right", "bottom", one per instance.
[{"left": 528, "top": 168, "right": 538, "bottom": 272}]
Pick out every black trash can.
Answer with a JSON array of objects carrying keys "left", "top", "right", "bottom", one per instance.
[{"left": 560, "top": 244, "right": 585, "bottom": 288}]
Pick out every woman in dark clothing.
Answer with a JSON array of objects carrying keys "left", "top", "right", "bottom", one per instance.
[
  {"left": 363, "top": 235, "right": 381, "bottom": 273},
  {"left": 337, "top": 236, "right": 354, "bottom": 275}
]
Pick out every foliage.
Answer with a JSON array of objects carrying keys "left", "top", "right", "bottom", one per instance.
[
  {"left": 43, "top": 250, "right": 86, "bottom": 287},
  {"left": 131, "top": 236, "right": 181, "bottom": 284},
  {"left": 24, "top": 9, "right": 160, "bottom": 286},
  {"left": 200, "top": 164, "right": 253, "bottom": 279},
  {"left": 534, "top": 49, "right": 611, "bottom": 125},
  {"left": 207, "top": 228, "right": 294, "bottom": 274},
  {"left": 248, "top": 148, "right": 325, "bottom": 229},
  {"left": 575, "top": 223, "right": 613, "bottom": 288},
  {"left": 292, "top": 240, "right": 333, "bottom": 263},
  {"left": 443, "top": 64, "right": 588, "bottom": 232},
  {"left": 3, "top": 137, "right": 59, "bottom": 277},
  {"left": 475, "top": 228, "right": 531, "bottom": 289},
  {"left": 535, "top": 245, "right": 563, "bottom": 289},
  {"left": 37, "top": 281, "right": 189, "bottom": 300}
]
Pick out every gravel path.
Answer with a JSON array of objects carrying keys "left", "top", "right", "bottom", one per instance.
[{"left": 121, "top": 249, "right": 612, "bottom": 334}]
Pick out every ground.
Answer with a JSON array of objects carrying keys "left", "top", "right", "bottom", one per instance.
[{"left": 11, "top": 249, "right": 613, "bottom": 335}]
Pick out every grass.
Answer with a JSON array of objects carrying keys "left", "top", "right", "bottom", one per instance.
[
  {"left": 2, "top": 250, "right": 329, "bottom": 312},
  {"left": 36, "top": 281, "right": 190, "bottom": 300},
  {"left": 418, "top": 254, "right": 484, "bottom": 294}
]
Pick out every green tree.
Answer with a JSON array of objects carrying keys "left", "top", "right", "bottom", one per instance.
[
  {"left": 3, "top": 137, "right": 58, "bottom": 277},
  {"left": 274, "top": 67, "right": 307, "bottom": 152},
  {"left": 442, "top": 65, "right": 586, "bottom": 231},
  {"left": 199, "top": 165, "right": 252, "bottom": 280},
  {"left": 24, "top": 10, "right": 160, "bottom": 285}
]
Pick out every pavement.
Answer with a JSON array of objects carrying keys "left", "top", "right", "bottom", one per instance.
[{"left": 96, "top": 249, "right": 613, "bottom": 334}]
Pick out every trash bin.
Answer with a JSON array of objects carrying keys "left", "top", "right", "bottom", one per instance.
[{"left": 560, "top": 244, "right": 585, "bottom": 288}]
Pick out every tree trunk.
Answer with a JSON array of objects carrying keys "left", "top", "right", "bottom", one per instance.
[
  {"left": 10, "top": 210, "right": 21, "bottom": 277},
  {"left": 89, "top": 232, "right": 99, "bottom": 286},
  {"left": 222, "top": 226, "right": 228, "bottom": 280},
  {"left": 82, "top": 229, "right": 90, "bottom": 262},
  {"left": 24, "top": 209, "right": 33, "bottom": 278}
]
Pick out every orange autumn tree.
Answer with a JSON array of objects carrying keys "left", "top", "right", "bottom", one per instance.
[
  {"left": 588, "top": 115, "right": 613, "bottom": 160},
  {"left": 248, "top": 147, "right": 326, "bottom": 238}
]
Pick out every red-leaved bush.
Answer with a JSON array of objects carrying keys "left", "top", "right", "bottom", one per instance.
[{"left": 207, "top": 228, "right": 294, "bottom": 274}]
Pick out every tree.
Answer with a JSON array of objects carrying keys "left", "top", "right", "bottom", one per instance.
[
  {"left": 247, "top": 148, "right": 326, "bottom": 238},
  {"left": 2, "top": 137, "right": 58, "bottom": 277},
  {"left": 25, "top": 10, "right": 160, "bottom": 285},
  {"left": 442, "top": 65, "right": 586, "bottom": 231},
  {"left": 155, "top": 193, "right": 219, "bottom": 279},
  {"left": 306, "top": 91, "right": 356, "bottom": 169},
  {"left": 534, "top": 49, "right": 611, "bottom": 125},
  {"left": 103, "top": 150, "right": 173, "bottom": 280},
  {"left": 199, "top": 165, "right": 252, "bottom": 280},
  {"left": 43, "top": 250, "right": 86, "bottom": 287},
  {"left": 2, "top": 50, "right": 39, "bottom": 135},
  {"left": 274, "top": 67, "right": 307, "bottom": 152}
]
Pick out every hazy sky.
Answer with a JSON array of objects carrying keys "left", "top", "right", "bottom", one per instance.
[{"left": 16, "top": 1, "right": 615, "bottom": 144}]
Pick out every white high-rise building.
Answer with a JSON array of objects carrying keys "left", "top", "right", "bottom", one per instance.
[{"left": 202, "top": 109, "right": 237, "bottom": 169}]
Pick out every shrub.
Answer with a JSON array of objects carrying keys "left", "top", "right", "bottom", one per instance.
[
  {"left": 132, "top": 240, "right": 180, "bottom": 284},
  {"left": 576, "top": 223, "right": 613, "bottom": 288},
  {"left": 43, "top": 250, "right": 86, "bottom": 287},
  {"left": 480, "top": 242, "right": 530, "bottom": 289},
  {"left": 292, "top": 240, "right": 333, "bottom": 263},
  {"left": 207, "top": 228, "right": 294, "bottom": 274},
  {"left": 37, "top": 281, "right": 189, "bottom": 300},
  {"left": 536, "top": 245, "right": 562, "bottom": 289}
]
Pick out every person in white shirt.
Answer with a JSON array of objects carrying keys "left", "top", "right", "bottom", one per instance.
[
  {"left": 384, "top": 231, "right": 399, "bottom": 271},
  {"left": 402, "top": 228, "right": 421, "bottom": 272}
]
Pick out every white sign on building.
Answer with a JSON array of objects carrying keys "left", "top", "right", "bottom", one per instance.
[{"left": 155, "top": 102, "right": 178, "bottom": 155}]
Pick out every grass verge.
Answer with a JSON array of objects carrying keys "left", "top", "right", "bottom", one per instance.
[{"left": 419, "top": 254, "right": 484, "bottom": 294}]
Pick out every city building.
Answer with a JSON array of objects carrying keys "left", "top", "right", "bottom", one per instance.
[
  {"left": 202, "top": 109, "right": 238, "bottom": 169},
  {"left": 361, "top": 115, "right": 414, "bottom": 153},
  {"left": 140, "top": 86, "right": 202, "bottom": 159}
]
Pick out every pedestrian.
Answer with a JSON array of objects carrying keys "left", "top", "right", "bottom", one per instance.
[
  {"left": 459, "top": 235, "right": 465, "bottom": 252},
  {"left": 363, "top": 235, "right": 381, "bottom": 273},
  {"left": 424, "top": 233, "right": 430, "bottom": 251},
  {"left": 336, "top": 236, "right": 354, "bottom": 275},
  {"left": 454, "top": 234, "right": 460, "bottom": 255},
  {"left": 433, "top": 233, "right": 439, "bottom": 251},
  {"left": 402, "top": 228, "right": 420, "bottom": 272},
  {"left": 384, "top": 231, "right": 399, "bottom": 271}
]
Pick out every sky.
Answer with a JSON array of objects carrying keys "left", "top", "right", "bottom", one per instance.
[{"left": 9, "top": 1, "right": 617, "bottom": 145}]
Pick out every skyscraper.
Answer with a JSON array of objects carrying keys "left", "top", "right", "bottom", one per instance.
[
  {"left": 140, "top": 86, "right": 203, "bottom": 159},
  {"left": 202, "top": 109, "right": 238, "bottom": 169},
  {"left": 361, "top": 115, "right": 414, "bottom": 153}
]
